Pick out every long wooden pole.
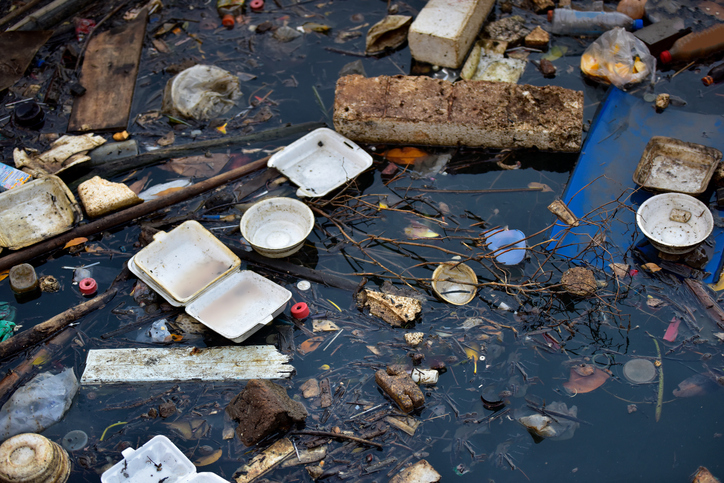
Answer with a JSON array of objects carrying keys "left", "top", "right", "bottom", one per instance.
[{"left": 0, "top": 157, "right": 269, "bottom": 272}]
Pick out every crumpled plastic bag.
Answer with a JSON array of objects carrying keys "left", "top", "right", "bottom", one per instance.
[
  {"left": 162, "top": 65, "right": 241, "bottom": 121},
  {"left": 580, "top": 27, "right": 655, "bottom": 89},
  {"left": 0, "top": 368, "right": 79, "bottom": 439}
]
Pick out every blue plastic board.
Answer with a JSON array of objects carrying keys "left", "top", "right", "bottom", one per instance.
[{"left": 548, "top": 86, "right": 724, "bottom": 283}]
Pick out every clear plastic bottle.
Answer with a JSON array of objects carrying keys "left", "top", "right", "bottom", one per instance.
[
  {"left": 660, "top": 24, "right": 724, "bottom": 64},
  {"left": 547, "top": 9, "right": 643, "bottom": 36},
  {"left": 702, "top": 63, "right": 724, "bottom": 86},
  {"left": 217, "top": 0, "right": 245, "bottom": 28}
]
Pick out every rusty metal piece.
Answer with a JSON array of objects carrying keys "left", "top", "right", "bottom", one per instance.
[{"left": 375, "top": 366, "right": 425, "bottom": 413}]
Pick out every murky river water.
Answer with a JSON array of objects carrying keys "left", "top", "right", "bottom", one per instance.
[{"left": 1, "top": 0, "right": 723, "bottom": 481}]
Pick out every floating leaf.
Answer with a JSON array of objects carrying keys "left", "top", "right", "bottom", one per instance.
[
  {"left": 366, "top": 345, "right": 381, "bottom": 355},
  {"left": 157, "top": 131, "right": 175, "bottom": 147},
  {"left": 64, "top": 237, "right": 88, "bottom": 249},
  {"left": 404, "top": 222, "right": 439, "bottom": 239},
  {"left": 642, "top": 263, "right": 661, "bottom": 273},
  {"left": 313, "top": 319, "right": 340, "bottom": 332},
  {"left": 542, "top": 45, "right": 568, "bottom": 61},
  {"left": 128, "top": 173, "right": 150, "bottom": 194},
  {"left": 562, "top": 366, "right": 610, "bottom": 394},
  {"left": 365, "top": 15, "right": 412, "bottom": 55},
  {"left": 383, "top": 146, "right": 427, "bottom": 165},
  {"left": 609, "top": 262, "right": 629, "bottom": 278},
  {"left": 194, "top": 448, "right": 222, "bottom": 466},
  {"left": 673, "top": 371, "right": 723, "bottom": 397},
  {"left": 663, "top": 317, "right": 681, "bottom": 342},
  {"left": 161, "top": 153, "right": 230, "bottom": 178},
  {"left": 528, "top": 182, "right": 553, "bottom": 192},
  {"left": 299, "top": 336, "right": 326, "bottom": 355},
  {"left": 164, "top": 419, "right": 208, "bottom": 440},
  {"left": 0, "top": 271, "right": 8, "bottom": 282},
  {"left": 302, "top": 22, "right": 332, "bottom": 33}
]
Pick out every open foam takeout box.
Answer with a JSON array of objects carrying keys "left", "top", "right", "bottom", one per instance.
[{"left": 128, "top": 220, "right": 291, "bottom": 343}]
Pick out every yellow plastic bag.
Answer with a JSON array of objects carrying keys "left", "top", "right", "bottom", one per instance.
[{"left": 580, "top": 27, "right": 655, "bottom": 88}]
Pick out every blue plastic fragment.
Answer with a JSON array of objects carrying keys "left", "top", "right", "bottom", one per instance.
[{"left": 488, "top": 229, "right": 526, "bottom": 265}]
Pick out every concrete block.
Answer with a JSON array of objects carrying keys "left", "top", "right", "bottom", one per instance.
[
  {"left": 333, "top": 75, "right": 583, "bottom": 152},
  {"left": 408, "top": 0, "right": 495, "bottom": 68}
]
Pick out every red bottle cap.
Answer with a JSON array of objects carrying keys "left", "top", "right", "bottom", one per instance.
[
  {"left": 547, "top": 10, "right": 553, "bottom": 22},
  {"left": 222, "top": 14, "right": 235, "bottom": 27},
  {"left": 660, "top": 50, "right": 672, "bottom": 64},
  {"left": 250, "top": 0, "right": 264, "bottom": 11},
  {"left": 79, "top": 278, "right": 97, "bottom": 296},
  {"left": 702, "top": 75, "right": 714, "bottom": 86},
  {"left": 291, "top": 302, "right": 309, "bottom": 319}
]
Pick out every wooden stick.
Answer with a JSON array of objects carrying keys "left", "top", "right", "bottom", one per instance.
[
  {"left": 0, "top": 288, "right": 117, "bottom": 361},
  {"left": 0, "top": 157, "right": 269, "bottom": 272},
  {"left": 0, "top": 0, "right": 44, "bottom": 27},
  {"left": 75, "top": 121, "right": 326, "bottom": 185},
  {"left": 291, "top": 430, "right": 383, "bottom": 448}
]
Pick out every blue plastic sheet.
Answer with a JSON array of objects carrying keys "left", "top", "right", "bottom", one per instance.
[{"left": 549, "top": 86, "right": 724, "bottom": 283}]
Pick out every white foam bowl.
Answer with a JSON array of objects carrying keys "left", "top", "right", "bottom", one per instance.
[
  {"left": 636, "top": 193, "right": 713, "bottom": 255},
  {"left": 240, "top": 197, "right": 314, "bottom": 258}
]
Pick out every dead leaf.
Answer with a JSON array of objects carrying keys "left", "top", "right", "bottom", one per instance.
[
  {"left": 365, "top": 15, "right": 412, "bottom": 54},
  {"left": 312, "top": 319, "right": 340, "bottom": 332},
  {"left": 646, "top": 296, "right": 667, "bottom": 308},
  {"left": 163, "top": 419, "right": 208, "bottom": 440},
  {"left": 160, "top": 153, "right": 230, "bottom": 177},
  {"left": 528, "top": 182, "right": 553, "bottom": 192},
  {"left": 609, "top": 263, "right": 629, "bottom": 278},
  {"left": 64, "top": 237, "right": 88, "bottom": 249},
  {"left": 383, "top": 146, "right": 427, "bottom": 165},
  {"left": 299, "top": 336, "right": 326, "bottom": 355},
  {"left": 0, "top": 270, "right": 8, "bottom": 282},
  {"left": 563, "top": 367, "right": 610, "bottom": 394},
  {"left": 157, "top": 131, "right": 175, "bottom": 147},
  {"left": 152, "top": 38, "right": 170, "bottom": 53},
  {"left": 194, "top": 448, "right": 222, "bottom": 466},
  {"left": 642, "top": 263, "right": 661, "bottom": 273},
  {"left": 366, "top": 345, "right": 381, "bottom": 356},
  {"left": 404, "top": 222, "right": 439, "bottom": 239},
  {"left": 128, "top": 173, "right": 150, "bottom": 194},
  {"left": 302, "top": 22, "right": 332, "bottom": 33}
]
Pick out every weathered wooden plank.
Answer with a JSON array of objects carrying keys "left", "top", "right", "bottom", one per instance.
[
  {"left": 80, "top": 346, "right": 294, "bottom": 384},
  {"left": 68, "top": 10, "right": 147, "bottom": 132},
  {"left": 235, "top": 438, "right": 294, "bottom": 483}
]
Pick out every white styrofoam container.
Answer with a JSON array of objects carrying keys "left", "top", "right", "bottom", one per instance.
[
  {"left": 101, "top": 435, "right": 228, "bottom": 483},
  {"left": 408, "top": 0, "right": 496, "bottom": 68},
  {"left": 132, "top": 220, "right": 240, "bottom": 306},
  {"left": 0, "top": 175, "right": 83, "bottom": 250},
  {"left": 267, "top": 128, "right": 373, "bottom": 197},
  {"left": 129, "top": 221, "right": 291, "bottom": 342}
]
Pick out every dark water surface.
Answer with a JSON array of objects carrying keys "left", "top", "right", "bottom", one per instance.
[{"left": 1, "top": 0, "right": 723, "bottom": 482}]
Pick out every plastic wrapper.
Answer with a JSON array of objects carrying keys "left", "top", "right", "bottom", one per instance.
[
  {"left": 0, "top": 368, "right": 79, "bottom": 439},
  {"left": 580, "top": 27, "right": 655, "bottom": 89},
  {"left": 162, "top": 65, "right": 241, "bottom": 121}
]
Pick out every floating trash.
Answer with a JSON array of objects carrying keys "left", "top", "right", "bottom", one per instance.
[
  {"left": 487, "top": 229, "right": 526, "bottom": 265},
  {"left": 61, "top": 430, "right": 88, "bottom": 451},
  {"left": 623, "top": 358, "right": 657, "bottom": 384}
]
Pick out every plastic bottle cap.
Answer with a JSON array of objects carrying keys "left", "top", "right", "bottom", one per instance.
[
  {"left": 547, "top": 9, "right": 553, "bottom": 22},
  {"left": 660, "top": 50, "right": 672, "bottom": 64},
  {"left": 250, "top": 0, "right": 264, "bottom": 10},
  {"left": 79, "top": 277, "right": 97, "bottom": 295},
  {"left": 702, "top": 75, "right": 714, "bottom": 86},
  {"left": 222, "top": 14, "right": 235, "bottom": 27},
  {"left": 13, "top": 101, "right": 45, "bottom": 128},
  {"left": 291, "top": 302, "right": 309, "bottom": 319},
  {"left": 633, "top": 19, "right": 643, "bottom": 30}
]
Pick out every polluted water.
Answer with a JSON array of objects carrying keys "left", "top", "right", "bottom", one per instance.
[{"left": 0, "top": 0, "right": 722, "bottom": 482}]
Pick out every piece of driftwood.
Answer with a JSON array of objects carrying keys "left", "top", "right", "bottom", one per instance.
[
  {"left": 0, "top": 0, "right": 44, "bottom": 27},
  {"left": 291, "top": 430, "right": 384, "bottom": 448},
  {"left": 0, "top": 158, "right": 268, "bottom": 271},
  {"left": 684, "top": 279, "right": 724, "bottom": 330},
  {"left": 235, "top": 438, "right": 295, "bottom": 483},
  {"left": 8, "top": 0, "right": 95, "bottom": 30},
  {"left": 230, "top": 248, "right": 359, "bottom": 292},
  {"left": 68, "top": 10, "right": 147, "bottom": 132},
  {"left": 0, "top": 289, "right": 118, "bottom": 361},
  {"left": 80, "top": 346, "right": 294, "bottom": 384},
  {"left": 75, "top": 121, "right": 326, "bottom": 184}
]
